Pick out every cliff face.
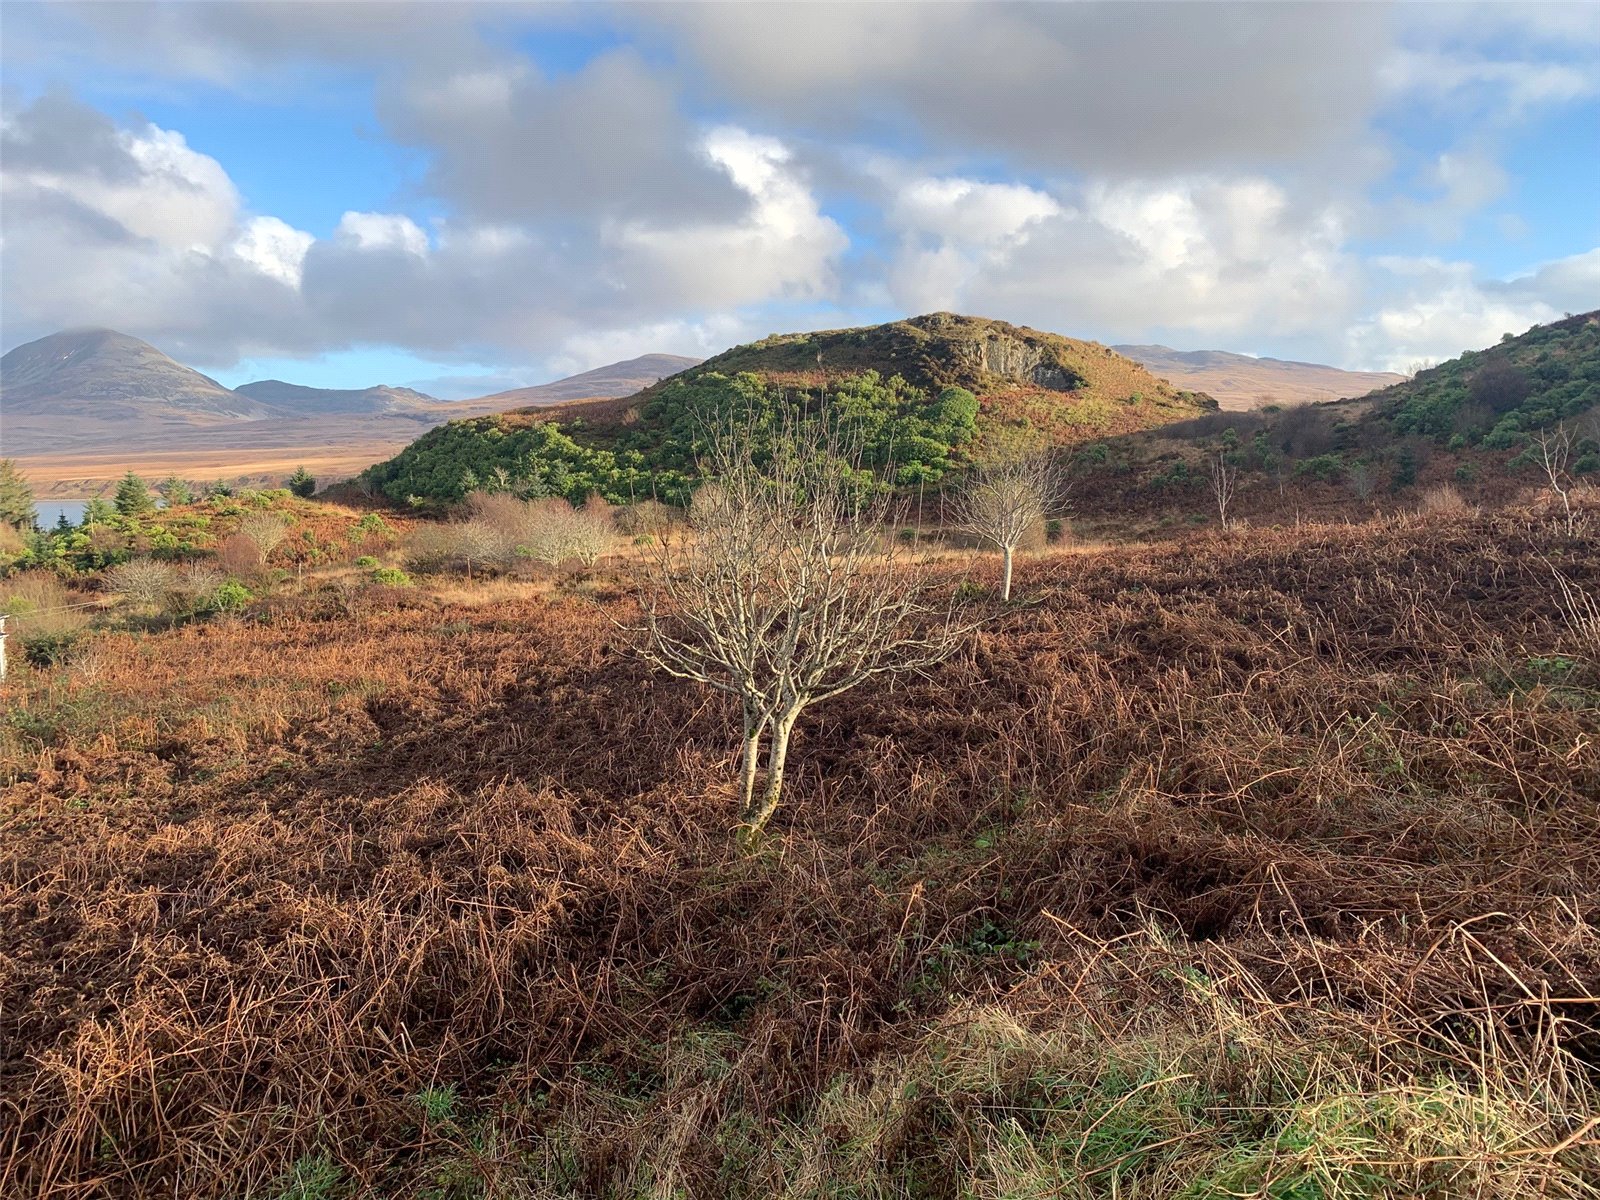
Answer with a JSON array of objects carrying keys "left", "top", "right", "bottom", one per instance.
[{"left": 960, "top": 331, "right": 1083, "bottom": 391}]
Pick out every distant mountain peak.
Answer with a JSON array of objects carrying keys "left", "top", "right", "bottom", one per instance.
[
  {"left": 1112, "top": 343, "right": 1407, "bottom": 410},
  {"left": 1, "top": 328, "right": 273, "bottom": 423}
]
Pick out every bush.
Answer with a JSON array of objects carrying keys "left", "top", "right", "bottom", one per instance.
[
  {"left": 236, "top": 514, "right": 292, "bottom": 563},
  {"left": 22, "top": 629, "right": 85, "bottom": 668},
  {"left": 370, "top": 567, "right": 413, "bottom": 587},
  {"left": 104, "top": 558, "right": 177, "bottom": 611},
  {"left": 1419, "top": 484, "right": 1471, "bottom": 515},
  {"left": 211, "top": 580, "right": 254, "bottom": 612},
  {"left": 170, "top": 564, "right": 226, "bottom": 613},
  {"left": 354, "top": 556, "right": 379, "bottom": 568},
  {"left": 1294, "top": 454, "right": 1345, "bottom": 483}
]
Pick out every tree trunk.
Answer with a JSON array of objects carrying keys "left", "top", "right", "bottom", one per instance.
[
  {"left": 740, "top": 706, "right": 800, "bottom": 847},
  {"left": 1001, "top": 544, "right": 1015, "bottom": 601},
  {"left": 736, "top": 706, "right": 762, "bottom": 820}
]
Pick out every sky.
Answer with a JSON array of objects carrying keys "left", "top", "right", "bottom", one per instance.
[{"left": 1, "top": 1, "right": 1597, "bottom": 399}]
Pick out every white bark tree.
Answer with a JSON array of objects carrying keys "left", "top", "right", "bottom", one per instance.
[
  {"left": 635, "top": 411, "right": 970, "bottom": 846},
  {"left": 951, "top": 454, "right": 1067, "bottom": 601},
  {"left": 1531, "top": 423, "right": 1576, "bottom": 535},
  {"left": 1209, "top": 452, "right": 1239, "bottom": 529}
]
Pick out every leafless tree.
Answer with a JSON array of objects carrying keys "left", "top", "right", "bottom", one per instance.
[
  {"left": 1530, "top": 423, "right": 1576, "bottom": 535},
  {"left": 950, "top": 454, "right": 1067, "bottom": 601},
  {"left": 1347, "top": 460, "right": 1376, "bottom": 505},
  {"left": 635, "top": 410, "right": 971, "bottom": 845},
  {"left": 236, "top": 513, "right": 291, "bottom": 562},
  {"left": 105, "top": 558, "right": 177, "bottom": 612},
  {"left": 1208, "top": 452, "right": 1238, "bottom": 529}
]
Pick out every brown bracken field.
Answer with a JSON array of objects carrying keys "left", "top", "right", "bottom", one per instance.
[{"left": 3, "top": 507, "right": 1599, "bottom": 1198}]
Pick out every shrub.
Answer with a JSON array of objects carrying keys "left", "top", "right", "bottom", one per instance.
[
  {"left": 370, "top": 567, "right": 413, "bottom": 587},
  {"left": 216, "top": 533, "right": 265, "bottom": 574},
  {"left": 104, "top": 558, "right": 177, "bottom": 611},
  {"left": 22, "top": 629, "right": 85, "bottom": 667},
  {"left": 615, "top": 499, "right": 675, "bottom": 540},
  {"left": 171, "top": 564, "right": 226, "bottom": 613},
  {"left": 354, "top": 556, "right": 379, "bottom": 568},
  {"left": 1419, "top": 483, "right": 1471, "bottom": 515},
  {"left": 1294, "top": 454, "right": 1345, "bottom": 483},
  {"left": 236, "top": 514, "right": 292, "bottom": 563},
  {"left": 211, "top": 580, "right": 254, "bottom": 612},
  {"left": 1, "top": 573, "right": 91, "bottom": 665}
]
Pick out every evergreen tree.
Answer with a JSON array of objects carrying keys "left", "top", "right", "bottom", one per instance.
[
  {"left": 0, "top": 458, "right": 37, "bottom": 530},
  {"left": 287, "top": 466, "right": 317, "bottom": 498},
  {"left": 114, "top": 471, "right": 157, "bottom": 517},
  {"left": 160, "top": 476, "right": 194, "bottom": 507},
  {"left": 83, "top": 497, "right": 116, "bottom": 527},
  {"left": 207, "top": 479, "right": 234, "bottom": 499},
  {"left": 55, "top": 512, "right": 73, "bottom": 533}
]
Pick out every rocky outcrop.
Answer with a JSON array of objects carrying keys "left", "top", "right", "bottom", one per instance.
[{"left": 946, "top": 325, "right": 1084, "bottom": 392}]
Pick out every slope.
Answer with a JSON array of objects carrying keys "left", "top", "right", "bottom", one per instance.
[
  {"left": 0, "top": 329, "right": 272, "bottom": 424},
  {"left": 362, "top": 313, "right": 1217, "bottom": 506},
  {"left": 234, "top": 380, "right": 439, "bottom": 416},
  {"left": 1114, "top": 344, "right": 1406, "bottom": 410},
  {"left": 467, "top": 353, "right": 702, "bottom": 408}
]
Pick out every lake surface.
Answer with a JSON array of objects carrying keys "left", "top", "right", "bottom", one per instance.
[{"left": 35, "top": 500, "right": 89, "bottom": 528}]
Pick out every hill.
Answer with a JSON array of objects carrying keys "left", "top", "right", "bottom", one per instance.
[
  {"left": 4, "top": 512, "right": 1597, "bottom": 1196},
  {"left": 1114, "top": 343, "right": 1406, "bottom": 410},
  {"left": 2, "top": 332, "right": 708, "bottom": 494},
  {"left": 362, "top": 313, "right": 1217, "bottom": 506},
  {"left": 468, "top": 353, "right": 702, "bottom": 407},
  {"left": 1048, "top": 310, "right": 1600, "bottom": 537},
  {"left": 0, "top": 329, "right": 273, "bottom": 426},
  {"left": 234, "top": 379, "right": 439, "bottom": 415},
  {"left": 1364, "top": 309, "right": 1600, "bottom": 441}
]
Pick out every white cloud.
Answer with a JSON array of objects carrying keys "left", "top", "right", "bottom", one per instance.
[
  {"left": 604, "top": 127, "right": 848, "bottom": 309},
  {"left": 334, "top": 211, "right": 430, "bottom": 257},
  {"left": 1349, "top": 248, "right": 1600, "bottom": 370},
  {"left": 878, "top": 170, "right": 1360, "bottom": 343},
  {"left": 232, "top": 216, "right": 314, "bottom": 287}
]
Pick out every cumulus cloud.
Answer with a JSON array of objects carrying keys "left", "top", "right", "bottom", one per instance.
[
  {"left": 334, "top": 212, "right": 430, "bottom": 257},
  {"left": 604, "top": 128, "right": 847, "bottom": 309},
  {"left": 877, "top": 170, "right": 1360, "bottom": 343},
  {"left": 1, "top": 3, "right": 1596, "bottom": 380},
  {"left": 0, "top": 93, "right": 315, "bottom": 363},
  {"left": 1348, "top": 248, "right": 1600, "bottom": 370}
]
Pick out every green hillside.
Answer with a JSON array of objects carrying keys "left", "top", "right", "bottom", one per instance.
[
  {"left": 1373, "top": 309, "right": 1600, "bottom": 446},
  {"left": 359, "top": 313, "right": 1217, "bottom": 507}
]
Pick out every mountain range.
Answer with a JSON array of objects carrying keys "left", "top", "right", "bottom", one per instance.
[
  {"left": 1112, "top": 344, "right": 1406, "bottom": 410},
  {"left": 0, "top": 321, "right": 1413, "bottom": 496}
]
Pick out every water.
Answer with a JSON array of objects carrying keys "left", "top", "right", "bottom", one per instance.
[{"left": 35, "top": 500, "right": 90, "bottom": 529}]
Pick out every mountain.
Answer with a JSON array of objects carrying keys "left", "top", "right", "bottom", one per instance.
[
  {"left": 1113, "top": 344, "right": 1406, "bottom": 410},
  {"left": 1364, "top": 309, "right": 1600, "bottom": 440},
  {"left": 467, "top": 353, "right": 702, "bottom": 407},
  {"left": 0, "top": 329, "right": 275, "bottom": 424},
  {"left": 361, "top": 313, "right": 1219, "bottom": 507},
  {"left": 697, "top": 313, "right": 1206, "bottom": 400},
  {"left": 234, "top": 380, "right": 439, "bottom": 415}
]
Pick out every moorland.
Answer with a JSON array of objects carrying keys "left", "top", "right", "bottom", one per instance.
[{"left": 2, "top": 311, "right": 1599, "bottom": 1199}]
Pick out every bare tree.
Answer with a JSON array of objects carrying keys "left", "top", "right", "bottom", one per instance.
[
  {"left": 1531, "top": 423, "right": 1576, "bottom": 535},
  {"left": 105, "top": 558, "right": 177, "bottom": 612},
  {"left": 236, "top": 513, "right": 291, "bottom": 563},
  {"left": 1347, "top": 460, "right": 1376, "bottom": 505},
  {"left": 635, "top": 410, "right": 970, "bottom": 845},
  {"left": 1208, "top": 452, "right": 1238, "bottom": 529},
  {"left": 951, "top": 454, "right": 1067, "bottom": 601}
]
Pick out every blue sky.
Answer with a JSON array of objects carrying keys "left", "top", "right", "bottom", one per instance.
[{"left": 2, "top": 1, "right": 1597, "bottom": 397}]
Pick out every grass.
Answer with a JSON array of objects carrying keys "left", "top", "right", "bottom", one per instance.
[{"left": 1, "top": 507, "right": 1597, "bottom": 1197}]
